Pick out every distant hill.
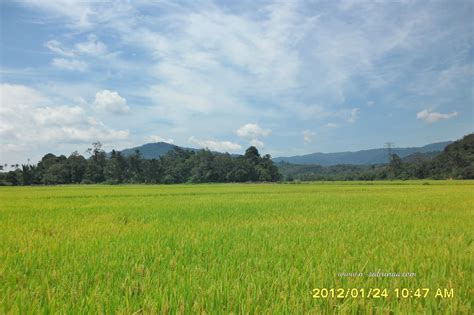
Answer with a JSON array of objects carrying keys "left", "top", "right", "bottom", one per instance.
[
  {"left": 119, "top": 142, "right": 196, "bottom": 159},
  {"left": 273, "top": 141, "right": 452, "bottom": 166}
]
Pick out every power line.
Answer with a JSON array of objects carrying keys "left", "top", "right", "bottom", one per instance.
[{"left": 384, "top": 142, "right": 394, "bottom": 164}]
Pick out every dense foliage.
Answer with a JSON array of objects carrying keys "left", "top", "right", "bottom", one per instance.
[
  {"left": 0, "top": 143, "right": 280, "bottom": 185},
  {"left": 280, "top": 134, "right": 473, "bottom": 181}
]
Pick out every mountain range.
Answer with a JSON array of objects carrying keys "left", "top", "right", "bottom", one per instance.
[
  {"left": 272, "top": 141, "right": 452, "bottom": 166},
  {"left": 118, "top": 141, "right": 453, "bottom": 166}
]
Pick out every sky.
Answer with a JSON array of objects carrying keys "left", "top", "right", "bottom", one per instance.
[{"left": 0, "top": 0, "right": 473, "bottom": 164}]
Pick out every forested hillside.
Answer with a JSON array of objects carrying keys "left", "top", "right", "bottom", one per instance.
[{"left": 428, "top": 133, "right": 474, "bottom": 179}]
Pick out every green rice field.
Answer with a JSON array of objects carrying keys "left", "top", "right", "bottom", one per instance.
[{"left": 0, "top": 181, "right": 472, "bottom": 313}]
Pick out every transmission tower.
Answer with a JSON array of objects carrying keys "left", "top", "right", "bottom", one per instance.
[{"left": 384, "top": 142, "right": 394, "bottom": 164}]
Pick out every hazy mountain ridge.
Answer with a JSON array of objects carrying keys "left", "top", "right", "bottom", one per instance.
[{"left": 273, "top": 141, "right": 452, "bottom": 166}]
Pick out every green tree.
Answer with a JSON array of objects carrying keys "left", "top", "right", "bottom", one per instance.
[
  {"left": 244, "top": 146, "right": 260, "bottom": 165},
  {"left": 105, "top": 150, "right": 127, "bottom": 184},
  {"left": 84, "top": 142, "right": 106, "bottom": 183},
  {"left": 190, "top": 149, "right": 216, "bottom": 183},
  {"left": 126, "top": 150, "right": 144, "bottom": 183},
  {"left": 42, "top": 157, "right": 69, "bottom": 184},
  {"left": 67, "top": 151, "right": 87, "bottom": 183},
  {"left": 37, "top": 154, "right": 69, "bottom": 184},
  {"left": 142, "top": 159, "right": 163, "bottom": 183}
]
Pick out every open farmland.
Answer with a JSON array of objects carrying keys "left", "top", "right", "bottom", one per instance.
[{"left": 0, "top": 181, "right": 472, "bottom": 313}]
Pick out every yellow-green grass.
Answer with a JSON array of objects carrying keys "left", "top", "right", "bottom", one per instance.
[{"left": 0, "top": 181, "right": 472, "bottom": 314}]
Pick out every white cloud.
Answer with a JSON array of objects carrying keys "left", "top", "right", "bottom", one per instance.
[
  {"left": 236, "top": 123, "right": 271, "bottom": 149},
  {"left": 0, "top": 83, "right": 46, "bottom": 107},
  {"left": 93, "top": 89, "right": 129, "bottom": 114},
  {"left": 236, "top": 123, "right": 271, "bottom": 139},
  {"left": 0, "top": 84, "right": 129, "bottom": 159},
  {"left": 59, "top": 124, "right": 129, "bottom": 143},
  {"left": 188, "top": 136, "right": 241, "bottom": 152},
  {"left": 75, "top": 35, "right": 107, "bottom": 56},
  {"left": 21, "top": 0, "right": 95, "bottom": 29},
  {"left": 46, "top": 36, "right": 107, "bottom": 58},
  {"left": 303, "top": 130, "right": 316, "bottom": 143},
  {"left": 148, "top": 135, "right": 174, "bottom": 144},
  {"left": 45, "top": 40, "right": 74, "bottom": 57},
  {"left": 109, "top": 1, "right": 312, "bottom": 128},
  {"left": 34, "top": 106, "right": 85, "bottom": 125},
  {"left": 52, "top": 58, "right": 87, "bottom": 71},
  {"left": 416, "top": 109, "right": 458, "bottom": 123},
  {"left": 45, "top": 36, "right": 107, "bottom": 73},
  {"left": 326, "top": 123, "right": 338, "bottom": 128}
]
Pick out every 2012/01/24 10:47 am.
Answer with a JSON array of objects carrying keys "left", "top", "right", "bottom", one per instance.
[{"left": 312, "top": 288, "right": 454, "bottom": 299}]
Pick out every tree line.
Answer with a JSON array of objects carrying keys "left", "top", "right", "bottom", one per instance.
[
  {"left": 1, "top": 134, "right": 471, "bottom": 185},
  {"left": 0, "top": 143, "right": 281, "bottom": 186}
]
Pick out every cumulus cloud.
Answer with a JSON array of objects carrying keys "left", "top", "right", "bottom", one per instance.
[
  {"left": 416, "top": 109, "right": 458, "bottom": 123},
  {"left": 303, "top": 130, "right": 316, "bottom": 143},
  {"left": 148, "top": 135, "right": 174, "bottom": 144},
  {"left": 34, "top": 106, "right": 86, "bottom": 126},
  {"left": 0, "top": 84, "right": 129, "bottom": 156},
  {"left": 188, "top": 136, "right": 241, "bottom": 152},
  {"left": 52, "top": 58, "right": 87, "bottom": 71},
  {"left": 93, "top": 89, "right": 129, "bottom": 114},
  {"left": 236, "top": 123, "right": 271, "bottom": 139},
  {"left": 236, "top": 123, "right": 271, "bottom": 149}
]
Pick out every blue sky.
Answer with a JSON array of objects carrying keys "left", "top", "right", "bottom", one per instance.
[{"left": 1, "top": 0, "right": 473, "bottom": 164}]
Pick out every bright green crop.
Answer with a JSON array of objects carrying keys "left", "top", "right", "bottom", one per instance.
[{"left": 1, "top": 181, "right": 472, "bottom": 313}]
